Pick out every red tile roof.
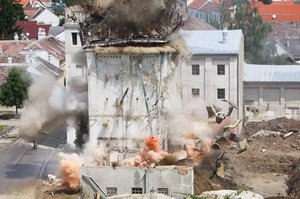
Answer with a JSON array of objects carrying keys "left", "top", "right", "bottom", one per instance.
[
  {"left": 19, "top": 0, "right": 29, "bottom": 6},
  {"left": 188, "top": 0, "right": 208, "bottom": 9},
  {"left": 253, "top": 1, "right": 300, "bottom": 22},
  {"left": 24, "top": 7, "right": 39, "bottom": 19},
  {"left": 0, "top": 40, "right": 33, "bottom": 56},
  {"left": 16, "top": 21, "right": 51, "bottom": 40}
]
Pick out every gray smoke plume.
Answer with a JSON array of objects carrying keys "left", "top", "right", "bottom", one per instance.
[{"left": 19, "top": 75, "right": 88, "bottom": 145}]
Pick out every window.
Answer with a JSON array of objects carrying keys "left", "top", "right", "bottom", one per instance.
[
  {"left": 192, "top": 64, "right": 199, "bottom": 75},
  {"left": 217, "top": 64, "right": 225, "bottom": 75},
  {"left": 106, "top": 187, "right": 117, "bottom": 196},
  {"left": 157, "top": 188, "right": 169, "bottom": 195},
  {"left": 72, "top": 32, "right": 77, "bottom": 45},
  {"left": 76, "top": 65, "right": 84, "bottom": 76},
  {"left": 132, "top": 187, "right": 143, "bottom": 194},
  {"left": 217, "top": 88, "right": 225, "bottom": 99},
  {"left": 192, "top": 88, "right": 200, "bottom": 97}
]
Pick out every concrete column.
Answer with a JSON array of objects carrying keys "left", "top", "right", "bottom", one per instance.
[
  {"left": 280, "top": 87, "right": 285, "bottom": 105},
  {"left": 259, "top": 87, "right": 263, "bottom": 105}
]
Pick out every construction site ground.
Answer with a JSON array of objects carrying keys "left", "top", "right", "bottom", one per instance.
[{"left": 192, "top": 117, "right": 300, "bottom": 199}]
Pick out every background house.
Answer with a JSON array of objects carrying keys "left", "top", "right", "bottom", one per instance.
[
  {"left": 16, "top": 21, "right": 51, "bottom": 40},
  {"left": 180, "top": 29, "right": 244, "bottom": 120},
  {"left": 48, "top": 26, "right": 65, "bottom": 42},
  {"left": 187, "top": 0, "right": 233, "bottom": 26},
  {"left": 0, "top": 36, "right": 65, "bottom": 84},
  {"left": 244, "top": 64, "right": 300, "bottom": 119}
]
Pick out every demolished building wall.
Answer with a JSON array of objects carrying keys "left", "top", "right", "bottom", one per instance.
[{"left": 80, "top": 166, "right": 194, "bottom": 199}]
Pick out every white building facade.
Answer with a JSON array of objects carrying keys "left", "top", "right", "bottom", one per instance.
[
  {"left": 180, "top": 30, "right": 244, "bottom": 120},
  {"left": 244, "top": 64, "right": 300, "bottom": 118}
]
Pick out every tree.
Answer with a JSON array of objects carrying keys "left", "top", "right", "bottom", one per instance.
[
  {"left": 0, "top": 68, "right": 31, "bottom": 115},
  {"left": 226, "top": 0, "right": 272, "bottom": 63},
  {"left": 0, "top": 0, "right": 25, "bottom": 40}
]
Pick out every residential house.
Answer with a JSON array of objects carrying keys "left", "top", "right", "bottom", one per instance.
[
  {"left": 187, "top": 0, "right": 233, "bottom": 26},
  {"left": 180, "top": 29, "right": 244, "bottom": 120},
  {"left": 274, "top": 39, "right": 300, "bottom": 63},
  {"left": 16, "top": 21, "right": 51, "bottom": 40},
  {"left": 21, "top": 0, "right": 52, "bottom": 8},
  {"left": 0, "top": 36, "right": 65, "bottom": 84},
  {"left": 252, "top": 0, "right": 300, "bottom": 22},
  {"left": 0, "top": 40, "right": 32, "bottom": 83},
  {"left": 48, "top": 26, "right": 65, "bottom": 42},
  {"left": 244, "top": 64, "right": 300, "bottom": 119}
]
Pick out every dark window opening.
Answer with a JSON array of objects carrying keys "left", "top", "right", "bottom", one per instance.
[
  {"left": 192, "top": 88, "right": 200, "bottom": 97},
  {"left": 106, "top": 187, "right": 117, "bottom": 196},
  {"left": 157, "top": 188, "right": 169, "bottom": 195},
  {"left": 217, "top": 88, "right": 225, "bottom": 99},
  {"left": 132, "top": 187, "right": 143, "bottom": 194},
  {"left": 217, "top": 64, "right": 225, "bottom": 75},
  {"left": 72, "top": 32, "right": 77, "bottom": 45},
  {"left": 192, "top": 64, "right": 200, "bottom": 75}
]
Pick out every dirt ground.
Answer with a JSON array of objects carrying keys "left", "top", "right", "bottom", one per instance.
[{"left": 191, "top": 117, "right": 300, "bottom": 199}]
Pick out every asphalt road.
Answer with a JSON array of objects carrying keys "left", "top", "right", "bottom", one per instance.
[{"left": 0, "top": 121, "right": 67, "bottom": 198}]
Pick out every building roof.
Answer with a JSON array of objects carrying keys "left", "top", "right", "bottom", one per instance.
[
  {"left": 182, "top": 16, "right": 217, "bottom": 30},
  {"left": 244, "top": 64, "right": 300, "bottom": 82},
  {"left": 24, "top": 7, "right": 39, "bottom": 19},
  {"left": 188, "top": 0, "right": 233, "bottom": 11},
  {"left": 181, "top": 29, "right": 243, "bottom": 55},
  {"left": 25, "top": 36, "right": 65, "bottom": 60},
  {"left": 269, "top": 22, "right": 300, "bottom": 39},
  {"left": 0, "top": 40, "right": 33, "bottom": 56},
  {"left": 278, "top": 39, "right": 300, "bottom": 59},
  {"left": 253, "top": 1, "right": 300, "bottom": 22},
  {"left": 34, "top": 56, "right": 64, "bottom": 76},
  {"left": 188, "top": 0, "right": 208, "bottom": 9},
  {"left": 48, "top": 26, "right": 65, "bottom": 36},
  {"left": 16, "top": 20, "right": 51, "bottom": 40},
  {"left": 19, "top": 0, "right": 29, "bottom": 6}
]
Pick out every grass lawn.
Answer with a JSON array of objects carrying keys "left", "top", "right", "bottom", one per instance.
[{"left": 0, "top": 125, "right": 7, "bottom": 132}]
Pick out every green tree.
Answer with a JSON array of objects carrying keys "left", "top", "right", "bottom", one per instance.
[
  {"left": 0, "top": 0, "right": 25, "bottom": 40},
  {"left": 0, "top": 68, "right": 31, "bottom": 115},
  {"left": 226, "top": 0, "right": 272, "bottom": 63}
]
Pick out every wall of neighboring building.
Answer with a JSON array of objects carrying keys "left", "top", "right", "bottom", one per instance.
[
  {"left": 80, "top": 166, "right": 194, "bottom": 199},
  {"left": 34, "top": 9, "right": 59, "bottom": 26},
  {"left": 181, "top": 55, "right": 242, "bottom": 120}
]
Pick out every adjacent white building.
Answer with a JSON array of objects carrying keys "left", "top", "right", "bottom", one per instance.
[
  {"left": 244, "top": 64, "right": 300, "bottom": 117},
  {"left": 181, "top": 30, "right": 244, "bottom": 120}
]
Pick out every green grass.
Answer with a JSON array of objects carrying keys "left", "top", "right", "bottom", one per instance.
[{"left": 0, "top": 125, "right": 6, "bottom": 132}]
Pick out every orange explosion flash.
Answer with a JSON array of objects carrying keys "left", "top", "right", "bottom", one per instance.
[{"left": 59, "top": 158, "right": 82, "bottom": 191}]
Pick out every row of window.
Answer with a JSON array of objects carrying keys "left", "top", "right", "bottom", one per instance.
[
  {"left": 192, "top": 64, "right": 225, "bottom": 75},
  {"left": 106, "top": 187, "right": 169, "bottom": 196},
  {"left": 192, "top": 88, "right": 225, "bottom": 99}
]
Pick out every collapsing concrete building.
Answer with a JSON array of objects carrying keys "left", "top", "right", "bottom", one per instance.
[{"left": 65, "top": 0, "right": 185, "bottom": 150}]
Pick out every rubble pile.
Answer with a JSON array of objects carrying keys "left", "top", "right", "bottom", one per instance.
[
  {"left": 79, "top": 0, "right": 183, "bottom": 46},
  {"left": 244, "top": 117, "right": 300, "bottom": 136},
  {"left": 287, "top": 159, "right": 300, "bottom": 198}
]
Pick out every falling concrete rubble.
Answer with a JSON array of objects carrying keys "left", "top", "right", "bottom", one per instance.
[{"left": 79, "top": 0, "right": 184, "bottom": 46}]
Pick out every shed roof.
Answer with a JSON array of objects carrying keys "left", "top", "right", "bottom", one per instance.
[
  {"left": 181, "top": 29, "right": 243, "bottom": 55},
  {"left": 244, "top": 64, "right": 300, "bottom": 82}
]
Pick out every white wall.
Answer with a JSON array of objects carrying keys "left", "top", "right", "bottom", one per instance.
[
  {"left": 86, "top": 52, "right": 173, "bottom": 150},
  {"left": 81, "top": 166, "right": 194, "bottom": 199},
  {"left": 34, "top": 9, "right": 59, "bottom": 26},
  {"left": 181, "top": 55, "right": 241, "bottom": 120}
]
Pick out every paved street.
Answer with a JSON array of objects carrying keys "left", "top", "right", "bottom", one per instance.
[{"left": 0, "top": 119, "right": 67, "bottom": 198}]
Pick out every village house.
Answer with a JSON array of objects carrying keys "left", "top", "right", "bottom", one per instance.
[
  {"left": 187, "top": 0, "right": 234, "bottom": 26},
  {"left": 16, "top": 20, "right": 51, "bottom": 40},
  {"left": 0, "top": 36, "right": 65, "bottom": 84}
]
